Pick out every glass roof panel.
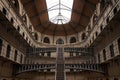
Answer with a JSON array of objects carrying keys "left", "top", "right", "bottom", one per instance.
[{"left": 46, "top": 0, "right": 74, "bottom": 24}]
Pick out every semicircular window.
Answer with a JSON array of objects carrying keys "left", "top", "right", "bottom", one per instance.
[{"left": 46, "top": 0, "right": 74, "bottom": 24}]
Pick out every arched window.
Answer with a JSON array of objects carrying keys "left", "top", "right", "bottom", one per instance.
[
  {"left": 100, "top": 25, "right": 103, "bottom": 31},
  {"left": 103, "top": 49, "right": 106, "bottom": 61},
  {"left": 113, "top": 7, "right": 117, "bottom": 15},
  {"left": 12, "top": 0, "right": 18, "bottom": 8},
  {"left": 10, "top": 18, "right": 14, "bottom": 24},
  {"left": 109, "top": 44, "right": 114, "bottom": 57},
  {"left": 93, "top": 14, "right": 98, "bottom": 24},
  {"left": 100, "top": 0, "right": 106, "bottom": 12},
  {"left": 0, "top": 38, "right": 3, "bottom": 54},
  {"left": 29, "top": 25, "right": 32, "bottom": 31},
  {"left": 17, "top": 26, "right": 20, "bottom": 32},
  {"left": 81, "top": 33, "right": 86, "bottom": 40},
  {"left": 56, "top": 38, "right": 64, "bottom": 44},
  {"left": 14, "top": 50, "right": 18, "bottom": 61},
  {"left": 98, "top": 54, "right": 100, "bottom": 63},
  {"left": 26, "top": 37, "right": 28, "bottom": 41},
  {"left": 9, "top": 0, "right": 19, "bottom": 12},
  {"left": 22, "top": 15, "right": 27, "bottom": 23},
  {"left": 20, "top": 54, "right": 23, "bottom": 63},
  {"left": 95, "top": 31, "right": 98, "bottom": 37},
  {"left": 87, "top": 25, "right": 91, "bottom": 32},
  {"left": 2, "top": 7, "right": 7, "bottom": 15},
  {"left": 90, "top": 40, "right": 92, "bottom": 44},
  {"left": 34, "top": 33, "right": 38, "bottom": 40},
  {"left": 6, "top": 45, "right": 11, "bottom": 58},
  {"left": 29, "top": 41, "right": 31, "bottom": 44},
  {"left": 106, "top": 17, "right": 109, "bottom": 24},
  {"left": 70, "top": 37, "right": 76, "bottom": 43},
  {"left": 43, "top": 37, "right": 50, "bottom": 44},
  {"left": 22, "top": 32, "right": 25, "bottom": 37}
]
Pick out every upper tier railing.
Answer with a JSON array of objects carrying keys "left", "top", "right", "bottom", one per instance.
[
  {"left": 15, "top": 63, "right": 105, "bottom": 75},
  {"left": 26, "top": 47, "right": 94, "bottom": 56}
]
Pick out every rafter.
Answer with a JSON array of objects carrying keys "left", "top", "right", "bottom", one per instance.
[
  {"left": 71, "top": 19, "right": 86, "bottom": 29},
  {"left": 41, "top": 23, "right": 52, "bottom": 34},
  {"left": 30, "top": 8, "right": 90, "bottom": 21},
  {"left": 23, "top": 0, "right": 34, "bottom": 7},
  {"left": 53, "top": 25, "right": 58, "bottom": 36},
  {"left": 36, "top": 20, "right": 49, "bottom": 28},
  {"left": 35, "top": 20, "right": 50, "bottom": 31},
  {"left": 72, "top": 9, "right": 90, "bottom": 20},
  {"left": 21, "top": 0, "right": 99, "bottom": 36},
  {"left": 68, "top": 22, "right": 78, "bottom": 33},
  {"left": 61, "top": 21, "right": 67, "bottom": 35},
  {"left": 85, "top": 0, "right": 96, "bottom": 10}
]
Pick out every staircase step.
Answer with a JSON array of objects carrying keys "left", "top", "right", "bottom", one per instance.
[{"left": 56, "top": 47, "right": 65, "bottom": 80}]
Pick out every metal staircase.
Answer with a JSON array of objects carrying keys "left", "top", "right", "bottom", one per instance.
[{"left": 55, "top": 47, "right": 65, "bottom": 80}]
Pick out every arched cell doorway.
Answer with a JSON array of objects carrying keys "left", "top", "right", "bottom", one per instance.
[
  {"left": 56, "top": 38, "right": 64, "bottom": 44},
  {"left": 43, "top": 37, "right": 50, "bottom": 44}
]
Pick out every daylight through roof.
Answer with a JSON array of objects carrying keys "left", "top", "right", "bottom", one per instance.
[{"left": 46, "top": 0, "right": 74, "bottom": 24}]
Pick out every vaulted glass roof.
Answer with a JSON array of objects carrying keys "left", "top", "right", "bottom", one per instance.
[{"left": 46, "top": 0, "right": 74, "bottom": 24}]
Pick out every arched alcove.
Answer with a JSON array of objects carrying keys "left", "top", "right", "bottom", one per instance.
[
  {"left": 43, "top": 37, "right": 50, "bottom": 44},
  {"left": 6, "top": 45, "right": 11, "bottom": 58},
  {"left": 56, "top": 38, "right": 64, "bottom": 44},
  {"left": 81, "top": 33, "right": 86, "bottom": 40},
  {"left": 11, "top": 0, "right": 20, "bottom": 12},
  {"left": 70, "top": 37, "right": 76, "bottom": 43},
  {"left": 34, "top": 33, "right": 38, "bottom": 41}
]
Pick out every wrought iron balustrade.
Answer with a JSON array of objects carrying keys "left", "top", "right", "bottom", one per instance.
[
  {"left": 15, "top": 63, "right": 105, "bottom": 74},
  {"left": 26, "top": 47, "right": 94, "bottom": 56}
]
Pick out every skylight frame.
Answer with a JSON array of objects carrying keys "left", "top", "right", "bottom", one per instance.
[{"left": 46, "top": 0, "right": 74, "bottom": 24}]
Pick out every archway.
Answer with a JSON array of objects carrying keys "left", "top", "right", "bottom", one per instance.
[
  {"left": 43, "top": 37, "right": 50, "bottom": 44},
  {"left": 70, "top": 37, "right": 76, "bottom": 43},
  {"left": 6, "top": 45, "right": 11, "bottom": 58},
  {"left": 56, "top": 38, "right": 64, "bottom": 44}
]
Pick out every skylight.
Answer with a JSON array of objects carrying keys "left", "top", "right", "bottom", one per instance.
[{"left": 46, "top": 0, "right": 74, "bottom": 24}]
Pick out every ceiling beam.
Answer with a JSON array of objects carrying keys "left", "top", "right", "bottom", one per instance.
[
  {"left": 30, "top": 9, "right": 47, "bottom": 19},
  {"left": 35, "top": 20, "right": 50, "bottom": 31},
  {"left": 71, "top": 0, "right": 92, "bottom": 31},
  {"left": 36, "top": 20, "right": 49, "bottom": 28},
  {"left": 30, "top": 8, "right": 90, "bottom": 22},
  {"left": 41, "top": 23, "right": 52, "bottom": 34},
  {"left": 68, "top": 23, "right": 78, "bottom": 33},
  {"left": 72, "top": 9, "right": 90, "bottom": 20},
  {"left": 30, "top": 7, "right": 71, "bottom": 19},
  {"left": 23, "top": 0, "right": 34, "bottom": 7},
  {"left": 70, "top": 21, "right": 80, "bottom": 31},
  {"left": 61, "top": 22, "right": 67, "bottom": 36},
  {"left": 62, "top": 25, "right": 67, "bottom": 36},
  {"left": 30, "top": 3, "right": 72, "bottom": 19},
  {"left": 53, "top": 25, "right": 58, "bottom": 36},
  {"left": 84, "top": 0, "right": 96, "bottom": 10},
  {"left": 71, "top": 20, "right": 86, "bottom": 29}
]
